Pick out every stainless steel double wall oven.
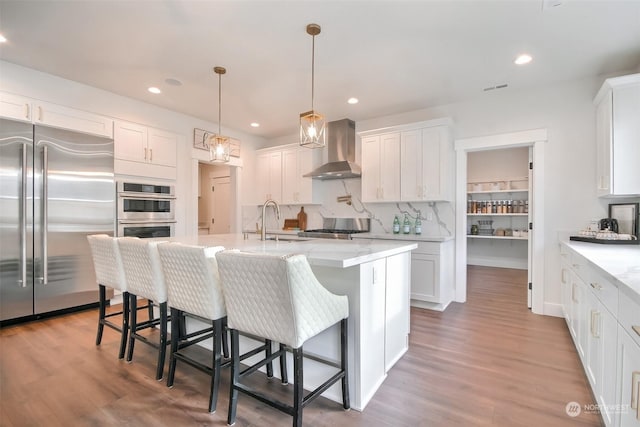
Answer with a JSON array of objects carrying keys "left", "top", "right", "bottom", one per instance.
[{"left": 117, "top": 182, "right": 176, "bottom": 238}]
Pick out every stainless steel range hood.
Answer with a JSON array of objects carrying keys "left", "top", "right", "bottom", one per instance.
[{"left": 303, "top": 118, "right": 361, "bottom": 180}]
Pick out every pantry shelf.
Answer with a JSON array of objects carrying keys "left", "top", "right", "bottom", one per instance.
[{"left": 467, "top": 235, "right": 528, "bottom": 240}]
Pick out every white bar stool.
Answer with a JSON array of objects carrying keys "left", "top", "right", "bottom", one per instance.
[
  {"left": 157, "top": 242, "right": 228, "bottom": 412},
  {"left": 216, "top": 251, "right": 350, "bottom": 427},
  {"left": 86, "top": 234, "right": 129, "bottom": 359},
  {"left": 118, "top": 237, "right": 170, "bottom": 381}
]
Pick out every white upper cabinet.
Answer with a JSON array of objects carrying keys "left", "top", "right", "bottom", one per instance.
[
  {"left": 360, "top": 119, "right": 453, "bottom": 203},
  {"left": 147, "top": 127, "right": 179, "bottom": 168},
  {"left": 255, "top": 150, "right": 282, "bottom": 203},
  {"left": 113, "top": 120, "right": 178, "bottom": 180},
  {"left": 360, "top": 133, "right": 401, "bottom": 202},
  {"left": 281, "top": 146, "right": 319, "bottom": 205},
  {"left": 255, "top": 144, "right": 321, "bottom": 205},
  {"left": 0, "top": 92, "right": 33, "bottom": 123},
  {"left": 401, "top": 125, "right": 452, "bottom": 201},
  {"left": 0, "top": 91, "right": 113, "bottom": 138},
  {"left": 594, "top": 73, "right": 640, "bottom": 197}
]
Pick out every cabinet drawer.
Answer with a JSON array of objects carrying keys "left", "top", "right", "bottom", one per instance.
[
  {"left": 588, "top": 269, "right": 619, "bottom": 317},
  {"left": 570, "top": 251, "right": 590, "bottom": 282},
  {"left": 620, "top": 289, "right": 640, "bottom": 348},
  {"left": 414, "top": 241, "right": 441, "bottom": 255}
]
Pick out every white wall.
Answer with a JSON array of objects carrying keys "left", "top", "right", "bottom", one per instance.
[{"left": 0, "top": 60, "right": 267, "bottom": 236}]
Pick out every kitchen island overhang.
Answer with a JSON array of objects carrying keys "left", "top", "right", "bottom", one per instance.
[{"left": 166, "top": 234, "right": 417, "bottom": 411}]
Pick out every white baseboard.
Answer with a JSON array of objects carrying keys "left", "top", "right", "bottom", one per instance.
[
  {"left": 410, "top": 299, "right": 452, "bottom": 312},
  {"left": 544, "top": 302, "right": 564, "bottom": 318},
  {"left": 467, "top": 256, "right": 527, "bottom": 270}
]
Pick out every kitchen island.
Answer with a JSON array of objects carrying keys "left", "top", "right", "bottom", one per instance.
[{"left": 169, "top": 234, "right": 417, "bottom": 411}]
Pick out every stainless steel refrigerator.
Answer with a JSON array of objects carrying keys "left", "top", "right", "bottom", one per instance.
[{"left": 0, "top": 118, "right": 115, "bottom": 322}]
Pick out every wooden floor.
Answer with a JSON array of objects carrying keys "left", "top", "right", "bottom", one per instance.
[{"left": 0, "top": 266, "right": 603, "bottom": 426}]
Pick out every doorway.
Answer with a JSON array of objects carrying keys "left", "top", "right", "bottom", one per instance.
[
  {"left": 466, "top": 146, "right": 532, "bottom": 307},
  {"left": 198, "top": 163, "right": 231, "bottom": 234},
  {"left": 454, "top": 129, "right": 546, "bottom": 315}
]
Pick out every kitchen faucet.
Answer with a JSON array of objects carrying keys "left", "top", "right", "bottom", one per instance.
[{"left": 261, "top": 199, "right": 281, "bottom": 241}]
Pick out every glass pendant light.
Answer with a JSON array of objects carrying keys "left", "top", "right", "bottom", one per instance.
[
  {"left": 300, "top": 23, "right": 326, "bottom": 149},
  {"left": 209, "top": 66, "right": 230, "bottom": 163}
]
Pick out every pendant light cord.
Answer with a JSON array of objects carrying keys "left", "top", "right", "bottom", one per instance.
[
  {"left": 311, "top": 33, "right": 315, "bottom": 112},
  {"left": 218, "top": 72, "right": 222, "bottom": 136}
]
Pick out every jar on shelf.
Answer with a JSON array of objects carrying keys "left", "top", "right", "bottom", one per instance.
[
  {"left": 507, "top": 200, "right": 513, "bottom": 214},
  {"left": 491, "top": 201, "right": 497, "bottom": 214}
]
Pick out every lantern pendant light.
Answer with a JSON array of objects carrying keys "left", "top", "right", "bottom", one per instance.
[
  {"left": 300, "top": 23, "right": 326, "bottom": 149},
  {"left": 209, "top": 66, "right": 231, "bottom": 163}
]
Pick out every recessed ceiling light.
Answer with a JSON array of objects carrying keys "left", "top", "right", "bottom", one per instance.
[
  {"left": 514, "top": 54, "right": 533, "bottom": 65},
  {"left": 0, "top": 34, "right": 7, "bottom": 43},
  {"left": 164, "top": 78, "right": 182, "bottom": 86},
  {"left": 148, "top": 87, "right": 161, "bottom": 94},
  {"left": 250, "top": 122, "right": 260, "bottom": 128},
  {"left": 347, "top": 97, "right": 359, "bottom": 104}
]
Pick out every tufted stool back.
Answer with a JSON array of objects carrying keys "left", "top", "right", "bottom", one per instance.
[
  {"left": 87, "top": 234, "right": 127, "bottom": 291},
  {"left": 118, "top": 238, "right": 167, "bottom": 303},
  {"left": 216, "top": 251, "right": 348, "bottom": 349},
  {"left": 157, "top": 243, "right": 226, "bottom": 321}
]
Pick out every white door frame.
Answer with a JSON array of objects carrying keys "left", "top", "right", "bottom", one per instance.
[
  {"left": 454, "top": 129, "right": 546, "bottom": 315},
  {"left": 191, "top": 158, "right": 242, "bottom": 236}
]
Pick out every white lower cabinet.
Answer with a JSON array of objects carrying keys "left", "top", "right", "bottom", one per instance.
[
  {"left": 617, "top": 326, "right": 640, "bottom": 426},
  {"left": 561, "top": 242, "right": 640, "bottom": 427},
  {"left": 409, "top": 240, "right": 454, "bottom": 311}
]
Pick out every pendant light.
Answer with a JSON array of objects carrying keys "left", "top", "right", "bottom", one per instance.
[
  {"left": 299, "top": 23, "right": 326, "bottom": 149},
  {"left": 208, "top": 66, "right": 230, "bottom": 163}
]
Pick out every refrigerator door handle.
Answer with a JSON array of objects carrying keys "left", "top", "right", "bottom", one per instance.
[
  {"left": 19, "top": 143, "right": 28, "bottom": 288},
  {"left": 41, "top": 145, "right": 48, "bottom": 285}
]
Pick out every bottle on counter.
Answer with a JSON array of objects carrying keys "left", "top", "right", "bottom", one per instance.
[
  {"left": 393, "top": 215, "right": 400, "bottom": 234},
  {"left": 415, "top": 212, "right": 422, "bottom": 235},
  {"left": 402, "top": 214, "right": 411, "bottom": 234}
]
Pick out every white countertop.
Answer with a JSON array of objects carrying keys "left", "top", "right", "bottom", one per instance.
[
  {"left": 353, "top": 232, "right": 454, "bottom": 242},
  {"left": 563, "top": 240, "right": 640, "bottom": 302},
  {"left": 169, "top": 234, "right": 418, "bottom": 269}
]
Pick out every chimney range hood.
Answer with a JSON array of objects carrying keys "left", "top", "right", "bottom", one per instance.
[{"left": 303, "top": 118, "right": 361, "bottom": 180}]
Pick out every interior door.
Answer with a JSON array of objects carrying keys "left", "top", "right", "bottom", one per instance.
[{"left": 209, "top": 176, "right": 231, "bottom": 234}]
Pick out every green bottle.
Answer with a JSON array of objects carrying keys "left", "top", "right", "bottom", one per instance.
[
  {"left": 402, "top": 214, "right": 411, "bottom": 234},
  {"left": 392, "top": 215, "right": 400, "bottom": 234},
  {"left": 415, "top": 212, "right": 422, "bottom": 235}
]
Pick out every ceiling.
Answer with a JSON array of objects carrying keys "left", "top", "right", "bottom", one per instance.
[{"left": 1, "top": 0, "right": 639, "bottom": 139}]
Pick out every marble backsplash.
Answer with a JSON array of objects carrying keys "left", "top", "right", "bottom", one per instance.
[{"left": 243, "top": 179, "right": 454, "bottom": 237}]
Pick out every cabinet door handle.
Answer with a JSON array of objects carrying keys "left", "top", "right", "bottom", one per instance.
[
  {"left": 149, "top": 148, "right": 153, "bottom": 162},
  {"left": 590, "top": 282, "right": 602, "bottom": 291},
  {"left": 571, "top": 283, "right": 577, "bottom": 303},
  {"left": 144, "top": 147, "right": 147, "bottom": 160},
  {"left": 38, "top": 106, "right": 43, "bottom": 121},
  {"left": 561, "top": 268, "right": 567, "bottom": 285},
  {"left": 24, "top": 103, "right": 30, "bottom": 119},
  {"left": 632, "top": 371, "right": 640, "bottom": 413},
  {"left": 590, "top": 310, "right": 600, "bottom": 338}
]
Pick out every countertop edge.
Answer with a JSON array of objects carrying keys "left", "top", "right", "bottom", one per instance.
[
  {"left": 562, "top": 240, "right": 640, "bottom": 304},
  {"left": 352, "top": 233, "right": 454, "bottom": 242}
]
